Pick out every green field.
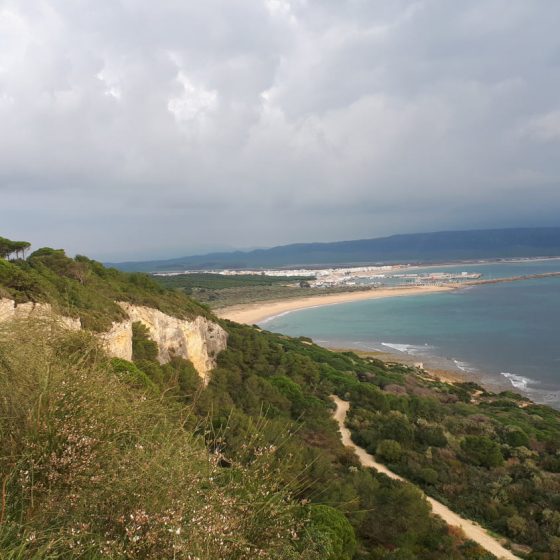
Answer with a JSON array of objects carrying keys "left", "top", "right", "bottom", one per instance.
[
  {"left": 155, "top": 272, "right": 313, "bottom": 290},
  {"left": 153, "top": 272, "right": 369, "bottom": 308}
]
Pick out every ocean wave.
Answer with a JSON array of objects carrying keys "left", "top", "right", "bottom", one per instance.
[
  {"left": 501, "top": 372, "right": 537, "bottom": 391},
  {"left": 452, "top": 359, "right": 478, "bottom": 373},
  {"left": 259, "top": 310, "right": 294, "bottom": 325},
  {"left": 381, "top": 342, "right": 434, "bottom": 355}
]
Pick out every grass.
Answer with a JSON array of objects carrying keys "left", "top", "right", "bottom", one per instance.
[{"left": 0, "top": 318, "right": 328, "bottom": 559}]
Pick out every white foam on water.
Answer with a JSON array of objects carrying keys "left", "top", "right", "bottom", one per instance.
[
  {"left": 501, "top": 372, "right": 537, "bottom": 391},
  {"left": 259, "top": 310, "right": 294, "bottom": 325},
  {"left": 381, "top": 342, "right": 434, "bottom": 355},
  {"left": 260, "top": 302, "right": 345, "bottom": 325},
  {"left": 452, "top": 359, "right": 478, "bottom": 373}
]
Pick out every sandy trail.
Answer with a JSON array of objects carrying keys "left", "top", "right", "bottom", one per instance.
[
  {"left": 216, "top": 285, "right": 453, "bottom": 325},
  {"left": 331, "top": 396, "right": 519, "bottom": 560}
]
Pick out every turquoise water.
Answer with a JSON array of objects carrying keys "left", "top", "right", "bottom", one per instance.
[
  {"left": 263, "top": 261, "right": 560, "bottom": 407},
  {"left": 359, "top": 258, "right": 560, "bottom": 285}
]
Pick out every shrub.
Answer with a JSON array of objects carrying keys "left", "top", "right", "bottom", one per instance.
[
  {"left": 110, "top": 357, "right": 159, "bottom": 392},
  {"left": 308, "top": 505, "right": 356, "bottom": 560},
  {"left": 376, "top": 439, "right": 403, "bottom": 463},
  {"left": 461, "top": 435, "right": 504, "bottom": 468},
  {"left": 416, "top": 425, "right": 448, "bottom": 448},
  {"left": 418, "top": 467, "right": 439, "bottom": 485},
  {"left": 503, "top": 426, "right": 530, "bottom": 448},
  {"left": 132, "top": 321, "right": 159, "bottom": 361}
]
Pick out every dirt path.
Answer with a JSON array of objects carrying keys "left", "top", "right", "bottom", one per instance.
[{"left": 331, "top": 396, "right": 520, "bottom": 560}]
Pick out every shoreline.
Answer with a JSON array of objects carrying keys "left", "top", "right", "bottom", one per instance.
[
  {"left": 215, "top": 271, "right": 560, "bottom": 326},
  {"left": 216, "top": 285, "right": 455, "bottom": 325},
  {"left": 215, "top": 276, "right": 560, "bottom": 405},
  {"left": 215, "top": 285, "right": 506, "bottom": 393},
  {"left": 325, "top": 345, "right": 513, "bottom": 394},
  {"left": 215, "top": 285, "right": 532, "bottom": 400}
]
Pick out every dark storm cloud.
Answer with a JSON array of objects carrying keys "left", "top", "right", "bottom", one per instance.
[{"left": 1, "top": 0, "right": 559, "bottom": 259}]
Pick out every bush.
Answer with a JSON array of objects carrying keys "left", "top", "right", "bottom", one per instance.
[
  {"left": 379, "top": 415, "right": 414, "bottom": 445},
  {"left": 110, "top": 357, "right": 159, "bottom": 392},
  {"left": 308, "top": 505, "right": 356, "bottom": 560},
  {"left": 376, "top": 439, "right": 402, "bottom": 463},
  {"left": 503, "top": 426, "right": 530, "bottom": 448},
  {"left": 416, "top": 425, "right": 448, "bottom": 448},
  {"left": 418, "top": 467, "right": 439, "bottom": 485},
  {"left": 461, "top": 435, "right": 504, "bottom": 468},
  {"left": 132, "top": 321, "right": 159, "bottom": 361}
]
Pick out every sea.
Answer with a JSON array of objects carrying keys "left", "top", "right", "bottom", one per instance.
[{"left": 261, "top": 259, "right": 560, "bottom": 408}]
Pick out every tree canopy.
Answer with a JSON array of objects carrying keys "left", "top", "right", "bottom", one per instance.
[{"left": 0, "top": 236, "right": 31, "bottom": 260}]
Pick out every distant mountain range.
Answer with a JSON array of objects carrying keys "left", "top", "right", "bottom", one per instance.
[{"left": 110, "top": 227, "right": 560, "bottom": 271}]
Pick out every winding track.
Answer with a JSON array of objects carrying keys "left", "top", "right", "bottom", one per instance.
[{"left": 331, "top": 395, "right": 520, "bottom": 560}]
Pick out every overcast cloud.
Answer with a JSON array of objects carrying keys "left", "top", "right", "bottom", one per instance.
[{"left": 1, "top": 0, "right": 560, "bottom": 260}]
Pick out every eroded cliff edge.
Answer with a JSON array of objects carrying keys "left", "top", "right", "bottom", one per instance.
[{"left": 0, "top": 298, "right": 227, "bottom": 381}]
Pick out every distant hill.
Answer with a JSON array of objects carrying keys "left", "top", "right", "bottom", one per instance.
[{"left": 111, "top": 227, "right": 560, "bottom": 271}]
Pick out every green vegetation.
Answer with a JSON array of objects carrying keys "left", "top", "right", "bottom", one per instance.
[
  {"left": 156, "top": 272, "right": 313, "bottom": 290},
  {"left": 346, "top": 372, "right": 560, "bottom": 555},
  {"left": 0, "top": 321, "right": 330, "bottom": 559},
  {"left": 0, "top": 236, "right": 31, "bottom": 260},
  {"left": 153, "top": 272, "right": 370, "bottom": 309},
  {"left": 0, "top": 240, "right": 210, "bottom": 331},
  {"left": 0, "top": 318, "right": 493, "bottom": 559},
  {"left": 2, "top": 240, "right": 559, "bottom": 557},
  {"left": 183, "top": 323, "right": 495, "bottom": 559}
]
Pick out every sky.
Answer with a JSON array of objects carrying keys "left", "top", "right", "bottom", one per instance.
[{"left": 1, "top": 0, "right": 560, "bottom": 261}]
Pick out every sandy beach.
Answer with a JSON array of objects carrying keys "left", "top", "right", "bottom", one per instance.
[
  {"left": 216, "top": 284, "right": 516, "bottom": 392},
  {"left": 216, "top": 285, "right": 454, "bottom": 325}
]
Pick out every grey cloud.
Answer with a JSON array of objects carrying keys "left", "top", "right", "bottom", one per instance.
[{"left": 1, "top": 0, "right": 559, "bottom": 260}]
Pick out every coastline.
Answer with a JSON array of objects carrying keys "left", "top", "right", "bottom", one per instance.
[
  {"left": 326, "top": 345, "right": 513, "bottom": 393},
  {"left": 215, "top": 271, "right": 560, "bottom": 326},
  {"left": 216, "top": 276, "right": 560, "bottom": 404},
  {"left": 215, "top": 284, "right": 519, "bottom": 397},
  {"left": 216, "top": 285, "right": 455, "bottom": 325}
]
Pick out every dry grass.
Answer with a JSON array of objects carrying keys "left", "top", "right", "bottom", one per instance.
[{"left": 0, "top": 319, "right": 324, "bottom": 559}]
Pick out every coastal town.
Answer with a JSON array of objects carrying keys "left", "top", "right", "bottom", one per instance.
[{"left": 155, "top": 264, "right": 483, "bottom": 288}]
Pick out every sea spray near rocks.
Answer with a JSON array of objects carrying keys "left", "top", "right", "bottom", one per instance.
[{"left": 500, "top": 372, "right": 537, "bottom": 391}]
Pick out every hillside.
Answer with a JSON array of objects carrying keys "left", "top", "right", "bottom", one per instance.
[
  {"left": 111, "top": 227, "right": 560, "bottom": 271},
  {"left": 0, "top": 245, "right": 211, "bottom": 331},
  {"left": 1, "top": 238, "right": 559, "bottom": 558}
]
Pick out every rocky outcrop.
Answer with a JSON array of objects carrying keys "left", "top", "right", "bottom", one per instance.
[
  {"left": 0, "top": 298, "right": 227, "bottom": 382},
  {"left": 0, "top": 298, "right": 81, "bottom": 330},
  {"left": 107, "top": 303, "right": 228, "bottom": 382},
  {"left": 98, "top": 319, "right": 134, "bottom": 362}
]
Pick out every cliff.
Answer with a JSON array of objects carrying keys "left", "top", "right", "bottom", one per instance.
[
  {"left": 102, "top": 302, "right": 228, "bottom": 381},
  {"left": 0, "top": 297, "right": 227, "bottom": 381},
  {"left": 0, "top": 298, "right": 81, "bottom": 330}
]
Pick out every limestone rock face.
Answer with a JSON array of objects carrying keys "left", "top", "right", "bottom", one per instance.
[
  {"left": 98, "top": 319, "right": 133, "bottom": 361},
  {"left": 0, "top": 298, "right": 227, "bottom": 381},
  {"left": 110, "top": 303, "right": 228, "bottom": 381},
  {"left": 0, "top": 298, "right": 81, "bottom": 330}
]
